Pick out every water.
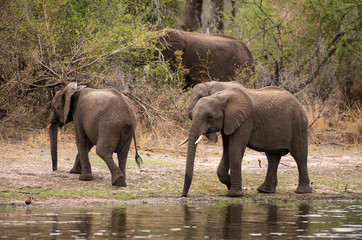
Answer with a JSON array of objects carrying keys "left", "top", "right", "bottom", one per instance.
[{"left": 0, "top": 201, "right": 361, "bottom": 239}]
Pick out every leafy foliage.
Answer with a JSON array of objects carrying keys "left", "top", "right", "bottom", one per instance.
[
  {"left": 0, "top": 0, "right": 183, "bottom": 134},
  {"left": 0, "top": 0, "right": 360, "bottom": 145},
  {"left": 227, "top": 0, "right": 360, "bottom": 105}
]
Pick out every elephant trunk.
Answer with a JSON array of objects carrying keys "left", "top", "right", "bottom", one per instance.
[
  {"left": 187, "top": 99, "right": 198, "bottom": 120},
  {"left": 182, "top": 125, "right": 200, "bottom": 197},
  {"left": 49, "top": 122, "right": 58, "bottom": 171}
]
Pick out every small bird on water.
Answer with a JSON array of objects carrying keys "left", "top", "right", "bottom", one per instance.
[{"left": 25, "top": 197, "right": 33, "bottom": 207}]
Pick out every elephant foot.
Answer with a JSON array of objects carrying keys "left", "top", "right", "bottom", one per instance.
[
  {"left": 79, "top": 173, "right": 93, "bottom": 181},
  {"left": 295, "top": 185, "right": 312, "bottom": 194},
  {"left": 112, "top": 174, "right": 126, "bottom": 187},
  {"left": 257, "top": 182, "right": 276, "bottom": 193},
  {"left": 218, "top": 178, "right": 231, "bottom": 190},
  {"left": 226, "top": 189, "right": 243, "bottom": 197},
  {"left": 69, "top": 167, "right": 82, "bottom": 174}
]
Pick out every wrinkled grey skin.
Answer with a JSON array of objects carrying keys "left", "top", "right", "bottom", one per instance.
[
  {"left": 188, "top": 81, "right": 244, "bottom": 143},
  {"left": 183, "top": 87, "right": 312, "bottom": 197},
  {"left": 157, "top": 29, "right": 254, "bottom": 88},
  {"left": 188, "top": 81, "right": 245, "bottom": 119},
  {"left": 49, "top": 83, "right": 142, "bottom": 187}
]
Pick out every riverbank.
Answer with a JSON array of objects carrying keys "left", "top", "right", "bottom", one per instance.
[{"left": 0, "top": 132, "right": 361, "bottom": 208}]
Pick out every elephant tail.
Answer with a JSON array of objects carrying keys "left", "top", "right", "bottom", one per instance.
[{"left": 132, "top": 130, "right": 143, "bottom": 168}]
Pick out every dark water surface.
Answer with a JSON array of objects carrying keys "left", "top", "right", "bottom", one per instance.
[{"left": 0, "top": 201, "right": 361, "bottom": 239}]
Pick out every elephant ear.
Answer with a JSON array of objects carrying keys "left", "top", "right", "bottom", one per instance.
[
  {"left": 209, "top": 82, "right": 227, "bottom": 95},
  {"left": 62, "top": 82, "right": 78, "bottom": 125},
  {"left": 222, "top": 88, "right": 252, "bottom": 135},
  {"left": 164, "top": 29, "right": 186, "bottom": 52}
]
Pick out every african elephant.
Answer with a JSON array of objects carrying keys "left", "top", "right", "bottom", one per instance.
[
  {"left": 182, "top": 87, "right": 312, "bottom": 197},
  {"left": 187, "top": 81, "right": 244, "bottom": 143},
  {"left": 156, "top": 29, "right": 254, "bottom": 88},
  {"left": 49, "top": 82, "right": 142, "bottom": 186}
]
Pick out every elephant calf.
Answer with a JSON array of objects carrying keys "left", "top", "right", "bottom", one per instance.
[
  {"left": 182, "top": 86, "right": 312, "bottom": 197},
  {"left": 49, "top": 82, "right": 142, "bottom": 187}
]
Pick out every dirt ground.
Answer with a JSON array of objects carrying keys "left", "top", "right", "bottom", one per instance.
[{"left": 0, "top": 134, "right": 361, "bottom": 207}]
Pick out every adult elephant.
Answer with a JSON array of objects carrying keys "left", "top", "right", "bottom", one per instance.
[
  {"left": 156, "top": 29, "right": 254, "bottom": 88},
  {"left": 49, "top": 82, "right": 142, "bottom": 186},
  {"left": 182, "top": 87, "right": 312, "bottom": 197}
]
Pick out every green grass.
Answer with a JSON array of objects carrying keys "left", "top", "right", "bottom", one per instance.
[
  {"left": 86, "top": 153, "right": 183, "bottom": 170},
  {"left": 313, "top": 175, "right": 360, "bottom": 192},
  {"left": 0, "top": 203, "right": 16, "bottom": 209}
]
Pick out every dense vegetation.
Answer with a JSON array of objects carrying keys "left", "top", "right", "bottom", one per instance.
[{"left": 0, "top": 0, "right": 360, "bottom": 144}]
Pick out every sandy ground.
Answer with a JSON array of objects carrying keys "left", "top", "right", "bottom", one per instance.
[{"left": 0, "top": 135, "right": 361, "bottom": 207}]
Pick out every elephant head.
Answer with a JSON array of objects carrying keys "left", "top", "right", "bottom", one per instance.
[
  {"left": 156, "top": 29, "right": 186, "bottom": 61},
  {"left": 49, "top": 82, "right": 79, "bottom": 171},
  {"left": 188, "top": 81, "right": 244, "bottom": 119},
  {"left": 182, "top": 88, "right": 252, "bottom": 197}
]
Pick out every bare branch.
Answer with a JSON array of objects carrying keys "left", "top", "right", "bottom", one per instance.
[
  {"left": 35, "top": 59, "right": 61, "bottom": 79},
  {"left": 67, "top": 47, "right": 129, "bottom": 76},
  {"left": 308, "top": 100, "right": 327, "bottom": 129},
  {"left": 295, "top": 31, "right": 346, "bottom": 94},
  {"left": 246, "top": 10, "right": 290, "bottom": 43}
]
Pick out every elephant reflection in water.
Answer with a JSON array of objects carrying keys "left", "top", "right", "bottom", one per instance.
[
  {"left": 110, "top": 208, "right": 127, "bottom": 236},
  {"left": 297, "top": 203, "right": 311, "bottom": 233},
  {"left": 222, "top": 205, "right": 243, "bottom": 238},
  {"left": 181, "top": 203, "right": 311, "bottom": 239},
  {"left": 182, "top": 204, "right": 243, "bottom": 239},
  {"left": 265, "top": 203, "right": 311, "bottom": 237},
  {"left": 49, "top": 209, "right": 93, "bottom": 239}
]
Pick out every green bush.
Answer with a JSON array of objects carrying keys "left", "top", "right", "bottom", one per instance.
[{"left": 0, "top": 0, "right": 360, "bottom": 145}]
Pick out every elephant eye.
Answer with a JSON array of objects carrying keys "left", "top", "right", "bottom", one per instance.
[{"left": 206, "top": 114, "right": 213, "bottom": 121}]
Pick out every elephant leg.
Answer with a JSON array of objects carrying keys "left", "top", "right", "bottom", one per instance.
[
  {"left": 75, "top": 134, "right": 93, "bottom": 181},
  {"left": 226, "top": 137, "right": 245, "bottom": 197},
  {"left": 70, "top": 142, "right": 93, "bottom": 174},
  {"left": 257, "top": 152, "right": 281, "bottom": 193},
  {"left": 96, "top": 141, "right": 124, "bottom": 187},
  {"left": 217, "top": 135, "right": 230, "bottom": 189},
  {"left": 116, "top": 135, "right": 133, "bottom": 187},
  {"left": 69, "top": 154, "right": 82, "bottom": 174},
  {"left": 217, "top": 155, "right": 230, "bottom": 189},
  {"left": 291, "top": 144, "right": 312, "bottom": 194}
]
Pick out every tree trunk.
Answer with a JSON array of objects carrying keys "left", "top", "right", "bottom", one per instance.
[
  {"left": 181, "top": 0, "right": 203, "bottom": 32},
  {"left": 211, "top": 0, "right": 224, "bottom": 31}
]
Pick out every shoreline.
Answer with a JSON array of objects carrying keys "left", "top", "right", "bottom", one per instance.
[{"left": 1, "top": 135, "right": 361, "bottom": 208}]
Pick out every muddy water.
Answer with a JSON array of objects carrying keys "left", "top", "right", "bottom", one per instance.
[{"left": 0, "top": 201, "right": 361, "bottom": 239}]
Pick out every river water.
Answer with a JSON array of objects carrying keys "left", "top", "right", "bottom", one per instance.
[{"left": 0, "top": 201, "right": 361, "bottom": 239}]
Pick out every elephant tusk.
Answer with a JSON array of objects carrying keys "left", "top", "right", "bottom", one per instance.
[
  {"left": 179, "top": 137, "right": 188, "bottom": 146},
  {"left": 195, "top": 135, "right": 204, "bottom": 145}
]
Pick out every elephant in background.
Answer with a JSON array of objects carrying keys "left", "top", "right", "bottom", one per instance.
[
  {"left": 182, "top": 86, "right": 312, "bottom": 197},
  {"left": 156, "top": 29, "right": 254, "bottom": 88},
  {"left": 187, "top": 81, "right": 244, "bottom": 143},
  {"left": 49, "top": 82, "right": 142, "bottom": 187}
]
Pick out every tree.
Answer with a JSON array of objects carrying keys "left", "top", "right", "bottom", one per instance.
[
  {"left": 180, "top": 0, "right": 239, "bottom": 33},
  {"left": 0, "top": 0, "right": 183, "bottom": 132},
  {"left": 231, "top": 0, "right": 360, "bottom": 106}
]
